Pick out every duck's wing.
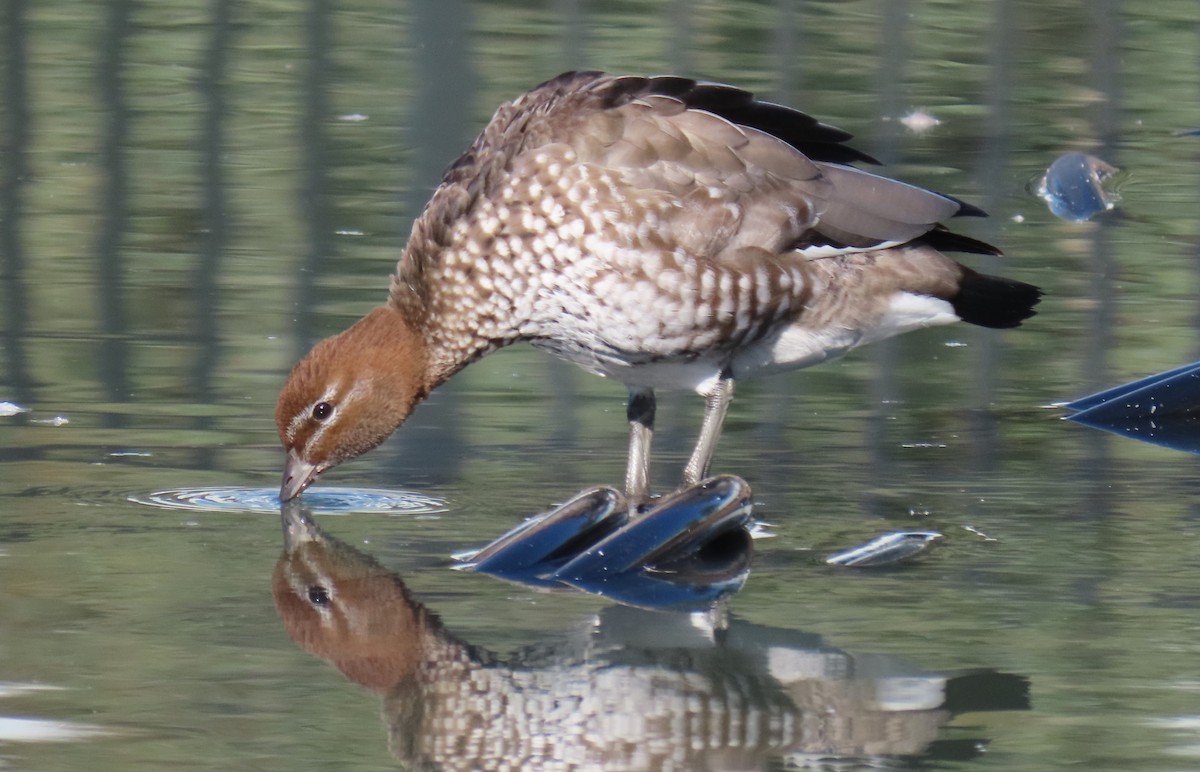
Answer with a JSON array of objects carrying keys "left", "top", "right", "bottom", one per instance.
[
  {"left": 532, "top": 73, "right": 988, "bottom": 265},
  {"left": 411, "top": 71, "right": 990, "bottom": 269}
]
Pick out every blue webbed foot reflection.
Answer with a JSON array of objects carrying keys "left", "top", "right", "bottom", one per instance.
[{"left": 457, "top": 475, "right": 754, "bottom": 610}]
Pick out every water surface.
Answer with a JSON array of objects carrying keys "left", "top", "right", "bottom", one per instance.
[{"left": 4, "top": 0, "right": 1200, "bottom": 769}]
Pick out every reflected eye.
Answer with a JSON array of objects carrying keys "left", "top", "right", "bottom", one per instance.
[
  {"left": 311, "top": 402, "right": 333, "bottom": 421},
  {"left": 307, "top": 586, "right": 330, "bottom": 605}
]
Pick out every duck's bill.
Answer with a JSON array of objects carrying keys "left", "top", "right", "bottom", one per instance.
[{"left": 280, "top": 450, "right": 322, "bottom": 501}]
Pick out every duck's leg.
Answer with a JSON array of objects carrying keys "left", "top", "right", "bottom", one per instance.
[
  {"left": 682, "top": 372, "right": 735, "bottom": 486},
  {"left": 625, "top": 386, "right": 656, "bottom": 502}
]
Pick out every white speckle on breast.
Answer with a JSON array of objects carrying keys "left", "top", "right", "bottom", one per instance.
[
  {"left": 754, "top": 267, "right": 771, "bottom": 305},
  {"left": 656, "top": 269, "right": 681, "bottom": 295}
]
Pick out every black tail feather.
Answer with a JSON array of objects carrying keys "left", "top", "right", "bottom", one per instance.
[{"left": 951, "top": 268, "right": 1042, "bottom": 329}]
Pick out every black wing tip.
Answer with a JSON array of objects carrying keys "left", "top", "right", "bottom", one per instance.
[
  {"left": 939, "top": 193, "right": 988, "bottom": 218},
  {"left": 951, "top": 270, "right": 1043, "bottom": 329}
]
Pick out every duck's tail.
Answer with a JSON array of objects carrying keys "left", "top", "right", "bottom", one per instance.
[{"left": 951, "top": 267, "right": 1043, "bottom": 329}]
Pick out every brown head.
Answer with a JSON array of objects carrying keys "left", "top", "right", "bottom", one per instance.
[{"left": 275, "top": 306, "right": 431, "bottom": 500}]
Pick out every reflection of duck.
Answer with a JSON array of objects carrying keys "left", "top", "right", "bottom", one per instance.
[
  {"left": 273, "top": 506, "right": 1029, "bottom": 770},
  {"left": 275, "top": 71, "right": 1041, "bottom": 502}
]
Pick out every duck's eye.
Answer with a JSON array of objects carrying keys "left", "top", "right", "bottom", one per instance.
[
  {"left": 311, "top": 401, "right": 334, "bottom": 421},
  {"left": 307, "top": 586, "right": 330, "bottom": 605}
]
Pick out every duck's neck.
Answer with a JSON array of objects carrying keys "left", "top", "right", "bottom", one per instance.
[
  {"left": 387, "top": 275, "right": 514, "bottom": 385},
  {"left": 336, "top": 305, "right": 440, "bottom": 402}
]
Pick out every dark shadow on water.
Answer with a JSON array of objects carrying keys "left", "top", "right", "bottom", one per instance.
[
  {"left": 273, "top": 501, "right": 1030, "bottom": 770},
  {"left": 292, "top": 0, "right": 334, "bottom": 360},
  {"left": 965, "top": 0, "right": 1016, "bottom": 520},
  {"left": 191, "top": 0, "right": 233, "bottom": 472},
  {"left": 0, "top": 0, "right": 32, "bottom": 412},
  {"left": 95, "top": 0, "right": 133, "bottom": 428}
]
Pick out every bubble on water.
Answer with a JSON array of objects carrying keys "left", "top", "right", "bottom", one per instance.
[
  {"left": 1034, "top": 152, "right": 1119, "bottom": 222},
  {"left": 130, "top": 486, "right": 447, "bottom": 516}
]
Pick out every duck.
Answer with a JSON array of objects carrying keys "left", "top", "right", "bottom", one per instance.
[{"left": 276, "top": 71, "right": 1041, "bottom": 502}]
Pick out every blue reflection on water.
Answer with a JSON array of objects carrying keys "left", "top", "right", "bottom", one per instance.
[
  {"left": 131, "top": 486, "right": 447, "bottom": 515},
  {"left": 1063, "top": 361, "right": 1200, "bottom": 453}
]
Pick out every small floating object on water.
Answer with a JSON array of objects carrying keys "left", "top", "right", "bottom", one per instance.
[
  {"left": 0, "top": 402, "right": 29, "bottom": 417},
  {"left": 1061, "top": 361, "right": 1200, "bottom": 454},
  {"left": 825, "top": 531, "right": 943, "bottom": 567},
  {"left": 131, "top": 486, "right": 447, "bottom": 515},
  {"left": 30, "top": 415, "right": 69, "bottom": 426},
  {"left": 1035, "top": 151, "right": 1119, "bottom": 222},
  {"left": 898, "top": 109, "right": 941, "bottom": 134},
  {"left": 962, "top": 524, "right": 998, "bottom": 542},
  {"left": 1175, "top": 129, "right": 1200, "bottom": 137}
]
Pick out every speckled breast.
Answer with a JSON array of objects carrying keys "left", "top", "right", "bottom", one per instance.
[{"left": 419, "top": 155, "right": 813, "bottom": 383}]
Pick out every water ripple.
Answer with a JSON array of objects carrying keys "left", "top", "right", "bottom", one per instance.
[{"left": 130, "top": 486, "right": 447, "bottom": 516}]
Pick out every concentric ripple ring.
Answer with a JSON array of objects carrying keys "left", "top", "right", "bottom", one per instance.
[{"left": 130, "top": 486, "right": 447, "bottom": 516}]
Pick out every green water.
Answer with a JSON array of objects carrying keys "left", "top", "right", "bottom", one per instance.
[{"left": 4, "top": 0, "right": 1200, "bottom": 769}]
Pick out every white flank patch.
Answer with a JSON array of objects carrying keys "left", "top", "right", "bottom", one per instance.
[
  {"left": 796, "top": 239, "right": 906, "bottom": 259},
  {"left": 868, "top": 292, "right": 959, "bottom": 343},
  {"left": 734, "top": 292, "right": 959, "bottom": 379}
]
